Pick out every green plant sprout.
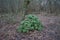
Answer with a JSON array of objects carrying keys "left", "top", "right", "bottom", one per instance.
[{"left": 17, "top": 14, "right": 43, "bottom": 33}]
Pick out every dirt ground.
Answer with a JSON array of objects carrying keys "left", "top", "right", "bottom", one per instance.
[{"left": 0, "top": 14, "right": 60, "bottom": 40}]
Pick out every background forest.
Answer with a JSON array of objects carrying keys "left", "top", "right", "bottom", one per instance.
[{"left": 0, "top": 0, "right": 60, "bottom": 40}]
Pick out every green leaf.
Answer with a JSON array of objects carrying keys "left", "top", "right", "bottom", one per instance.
[{"left": 17, "top": 14, "right": 43, "bottom": 33}]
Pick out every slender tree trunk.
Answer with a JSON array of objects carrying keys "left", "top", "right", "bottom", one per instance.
[{"left": 22, "top": 0, "right": 30, "bottom": 20}]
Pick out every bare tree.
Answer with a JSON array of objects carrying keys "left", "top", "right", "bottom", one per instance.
[{"left": 22, "top": 0, "right": 32, "bottom": 20}]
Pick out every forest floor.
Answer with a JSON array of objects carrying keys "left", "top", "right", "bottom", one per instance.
[{"left": 0, "top": 13, "right": 60, "bottom": 40}]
